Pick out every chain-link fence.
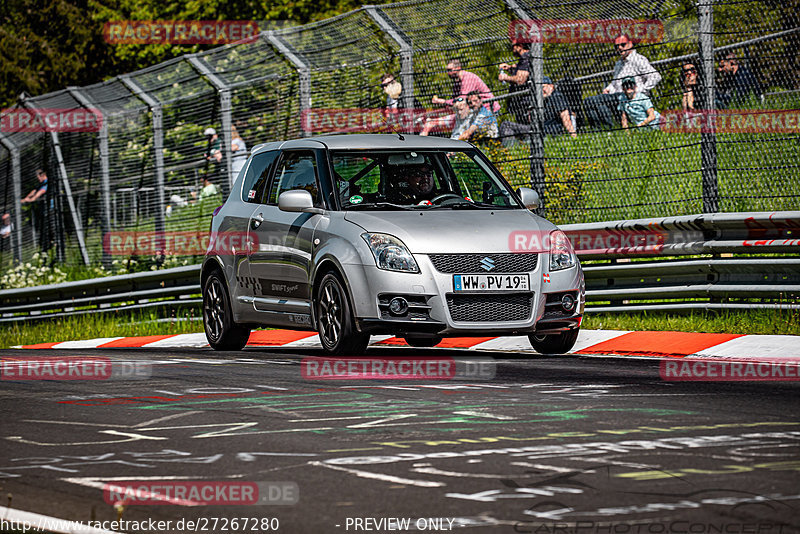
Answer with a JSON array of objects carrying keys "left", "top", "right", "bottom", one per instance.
[{"left": 0, "top": 0, "right": 797, "bottom": 275}]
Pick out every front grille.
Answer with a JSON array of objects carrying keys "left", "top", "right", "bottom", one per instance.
[
  {"left": 429, "top": 253, "right": 538, "bottom": 273},
  {"left": 446, "top": 293, "right": 533, "bottom": 322}
]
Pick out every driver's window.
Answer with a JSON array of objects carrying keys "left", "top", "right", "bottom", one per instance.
[{"left": 267, "top": 152, "right": 320, "bottom": 206}]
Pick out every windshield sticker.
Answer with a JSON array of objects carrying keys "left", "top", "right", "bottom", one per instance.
[
  {"left": 247, "top": 189, "right": 256, "bottom": 200},
  {"left": 349, "top": 195, "right": 364, "bottom": 204}
]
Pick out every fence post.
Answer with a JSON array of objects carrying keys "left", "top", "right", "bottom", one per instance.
[
  {"left": 267, "top": 32, "right": 312, "bottom": 137},
  {"left": 501, "top": 0, "right": 546, "bottom": 215},
  {"left": 364, "top": 6, "right": 415, "bottom": 111},
  {"left": 119, "top": 75, "right": 167, "bottom": 255},
  {"left": 699, "top": 0, "right": 719, "bottom": 213},
  {"left": 0, "top": 134, "right": 23, "bottom": 263},
  {"left": 187, "top": 56, "right": 234, "bottom": 190},
  {"left": 68, "top": 87, "right": 112, "bottom": 267},
  {"left": 20, "top": 99, "right": 91, "bottom": 265}
]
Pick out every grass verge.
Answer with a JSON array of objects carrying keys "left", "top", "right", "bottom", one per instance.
[{"left": 0, "top": 308, "right": 797, "bottom": 348}]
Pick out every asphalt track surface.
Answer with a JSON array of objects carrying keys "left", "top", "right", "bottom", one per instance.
[{"left": 0, "top": 345, "right": 799, "bottom": 534}]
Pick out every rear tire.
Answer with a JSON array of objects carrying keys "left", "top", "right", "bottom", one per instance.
[
  {"left": 403, "top": 336, "right": 443, "bottom": 348},
  {"left": 203, "top": 270, "right": 251, "bottom": 350},
  {"left": 528, "top": 329, "right": 580, "bottom": 355},
  {"left": 316, "top": 272, "right": 369, "bottom": 355}
]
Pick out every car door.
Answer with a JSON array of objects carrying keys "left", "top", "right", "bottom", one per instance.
[
  {"left": 246, "top": 150, "right": 323, "bottom": 325},
  {"left": 234, "top": 149, "right": 279, "bottom": 305}
]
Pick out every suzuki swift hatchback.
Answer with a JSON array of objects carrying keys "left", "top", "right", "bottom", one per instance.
[{"left": 202, "top": 134, "right": 583, "bottom": 354}]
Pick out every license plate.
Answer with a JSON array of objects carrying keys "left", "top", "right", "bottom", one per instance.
[{"left": 453, "top": 274, "right": 530, "bottom": 292}]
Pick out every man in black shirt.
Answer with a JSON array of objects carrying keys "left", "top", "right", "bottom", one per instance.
[{"left": 499, "top": 41, "right": 533, "bottom": 123}]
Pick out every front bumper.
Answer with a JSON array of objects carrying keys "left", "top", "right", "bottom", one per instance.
[{"left": 347, "top": 253, "right": 584, "bottom": 337}]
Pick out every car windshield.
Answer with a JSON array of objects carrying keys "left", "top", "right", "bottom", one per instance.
[{"left": 331, "top": 149, "right": 521, "bottom": 210}]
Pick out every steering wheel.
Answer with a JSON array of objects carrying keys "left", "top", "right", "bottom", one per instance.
[{"left": 430, "top": 193, "right": 465, "bottom": 205}]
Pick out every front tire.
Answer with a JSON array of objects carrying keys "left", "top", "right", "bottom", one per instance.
[
  {"left": 528, "top": 329, "right": 580, "bottom": 355},
  {"left": 203, "top": 270, "right": 251, "bottom": 350},
  {"left": 316, "top": 272, "right": 369, "bottom": 355}
]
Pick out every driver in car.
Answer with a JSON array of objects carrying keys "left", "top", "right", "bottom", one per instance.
[{"left": 392, "top": 165, "right": 436, "bottom": 205}]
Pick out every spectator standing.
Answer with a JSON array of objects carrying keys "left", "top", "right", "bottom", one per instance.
[
  {"left": 20, "top": 169, "right": 53, "bottom": 250},
  {"left": 619, "top": 77, "right": 662, "bottom": 131},
  {"left": 498, "top": 41, "right": 532, "bottom": 123},
  {"left": 499, "top": 76, "right": 576, "bottom": 145},
  {"left": 203, "top": 127, "right": 222, "bottom": 185},
  {"left": 584, "top": 35, "right": 662, "bottom": 129},
  {"left": 716, "top": 52, "right": 763, "bottom": 109},
  {"left": 231, "top": 125, "right": 248, "bottom": 178},
  {"left": 431, "top": 59, "right": 500, "bottom": 114},
  {"left": 21, "top": 169, "right": 48, "bottom": 204}
]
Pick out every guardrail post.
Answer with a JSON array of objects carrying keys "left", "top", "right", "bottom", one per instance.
[
  {"left": 266, "top": 32, "right": 312, "bottom": 137},
  {"left": 0, "top": 133, "right": 24, "bottom": 263},
  {"left": 20, "top": 99, "right": 91, "bottom": 265},
  {"left": 501, "top": 0, "right": 546, "bottom": 216},
  {"left": 187, "top": 56, "right": 235, "bottom": 190},
  {"left": 119, "top": 75, "right": 167, "bottom": 256},
  {"left": 68, "top": 87, "right": 113, "bottom": 267},
  {"left": 364, "top": 6, "right": 415, "bottom": 111},
  {"left": 699, "top": 0, "right": 719, "bottom": 213}
]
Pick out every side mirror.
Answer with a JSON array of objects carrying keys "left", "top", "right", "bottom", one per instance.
[
  {"left": 517, "top": 187, "right": 540, "bottom": 210},
  {"left": 278, "top": 189, "right": 324, "bottom": 214}
]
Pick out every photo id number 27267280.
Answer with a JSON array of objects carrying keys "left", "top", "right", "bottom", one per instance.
[{"left": 454, "top": 274, "right": 529, "bottom": 291}]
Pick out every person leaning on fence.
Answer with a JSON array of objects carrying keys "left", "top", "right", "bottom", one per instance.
[
  {"left": 21, "top": 169, "right": 48, "bottom": 205},
  {"left": 681, "top": 61, "right": 707, "bottom": 112},
  {"left": 499, "top": 76, "right": 576, "bottom": 146},
  {"left": 431, "top": 59, "right": 500, "bottom": 115},
  {"left": 619, "top": 77, "right": 662, "bottom": 132},
  {"left": 716, "top": 52, "right": 763, "bottom": 109},
  {"left": 583, "top": 35, "right": 662, "bottom": 130},
  {"left": 231, "top": 125, "right": 248, "bottom": 179},
  {"left": 498, "top": 40, "right": 532, "bottom": 124}
]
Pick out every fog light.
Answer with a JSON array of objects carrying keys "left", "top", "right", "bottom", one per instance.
[
  {"left": 561, "top": 294, "right": 576, "bottom": 312},
  {"left": 389, "top": 297, "right": 409, "bottom": 316}
]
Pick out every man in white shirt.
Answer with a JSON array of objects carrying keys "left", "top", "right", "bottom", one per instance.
[{"left": 584, "top": 35, "right": 662, "bottom": 130}]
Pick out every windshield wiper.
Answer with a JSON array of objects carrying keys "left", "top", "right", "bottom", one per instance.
[
  {"left": 426, "top": 201, "right": 511, "bottom": 210},
  {"left": 345, "top": 201, "right": 416, "bottom": 210}
]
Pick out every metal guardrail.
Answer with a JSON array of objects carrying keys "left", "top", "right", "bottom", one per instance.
[{"left": 0, "top": 213, "right": 798, "bottom": 323}]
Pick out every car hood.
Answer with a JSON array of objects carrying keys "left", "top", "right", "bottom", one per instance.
[{"left": 344, "top": 209, "right": 554, "bottom": 254}]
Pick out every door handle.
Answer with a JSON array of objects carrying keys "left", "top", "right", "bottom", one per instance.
[{"left": 251, "top": 213, "right": 264, "bottom": 229}]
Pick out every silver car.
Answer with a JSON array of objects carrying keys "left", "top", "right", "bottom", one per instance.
[{"left": 201, "top": 134, "right": 584, "bottom": 354}]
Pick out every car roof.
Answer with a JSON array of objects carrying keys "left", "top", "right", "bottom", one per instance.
[{"left": 251, "top": 134, "right": 472, "bottom": 156}]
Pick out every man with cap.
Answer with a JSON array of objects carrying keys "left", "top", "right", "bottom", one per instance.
[
  {"left": 499, "top": 76, "right": 576, "bottom": 145},
  {"left": 619, "top": 76, "right": 661, "bottom": 131},
  {"left": 584, "top": 34, "right": 662, "bottom": 129}
]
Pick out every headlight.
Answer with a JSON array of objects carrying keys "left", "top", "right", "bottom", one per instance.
[
  {"left": 362, "top": 233, "right": 419, "bottom": 273},
  {"left": 549, "top": 230, "right": 576, "bottom": 271}
]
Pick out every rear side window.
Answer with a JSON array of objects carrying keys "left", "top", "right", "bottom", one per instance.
[
  {"left": 267, "top": 152, "right": 320, "bottom": 205},
  {"left": 241, "top": 150, "right": 279, "bottom": 203}
]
